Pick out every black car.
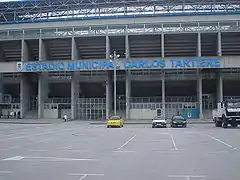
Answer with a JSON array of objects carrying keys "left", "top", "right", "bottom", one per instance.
[{"left": 170, "top": 115, "right": 187, "bottom": 128}]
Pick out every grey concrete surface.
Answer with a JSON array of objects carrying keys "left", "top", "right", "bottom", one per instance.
[{"left": 0, "top": 122, "right": 240, "bottom": 180}]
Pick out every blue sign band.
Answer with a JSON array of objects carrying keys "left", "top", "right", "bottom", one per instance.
[{"left": 18, "top": 57, "right": 221, "bottom": 72}]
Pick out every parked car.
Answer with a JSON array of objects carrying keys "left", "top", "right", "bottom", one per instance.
[
  {"left": 107, "top": 116, "right": 124, "bottom": 128},
  {"left": 152, "top": 116, "right": 167, "bottom": 128},
  {"left": 170, "top": 115, "right": 187, "bottom": 128}
]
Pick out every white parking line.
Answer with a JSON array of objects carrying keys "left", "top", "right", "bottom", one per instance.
[
  {"left": 118, "top": 134, "right": 136, "bottom": 150},
  {"left": 206, "top": 134, "right": 240, "bottom": 151},
  {"left": 28, "top": 149, "right": 49, "bottom": 152},
  {"left": 0, "top": 171, "right": 13, "bottom": 174},
  {"left": 79, "top": 174, "right": 88, "bottom": 180},
  {"left": 2, "top": 156, "right": 98, "bottom": 162},
  {"left": 113, "top": 150, "right": 136, "bottom": 153},
  {"left": 169, "top": 133, "right": 178, "bottom": 151},
  {"left": 68, "top": 173, "right": 104, "bottom": 180},
  {"left": 168, "top": 175, "right": 206, "bottom": 179}
]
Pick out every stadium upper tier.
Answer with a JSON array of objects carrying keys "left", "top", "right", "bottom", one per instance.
[{"left": 0, "top": 0, "right": 240, "bottom": 24}]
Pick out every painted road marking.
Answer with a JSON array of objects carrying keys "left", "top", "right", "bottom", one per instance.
[
  {"left": 169, "top": 133, "right": 178, "bottom": 150},
  {"left": 2, "top": 156, "right": 98, "bottom": 162},
  {"left": 68, "top": 173, "right": 104, "bottom": 180},
  {"left": 28, "top": 149, "right": 50, "bottom": 152},
  {"left": 113, "top": 150, "right": 136, "bottom": 153},
  {"left": 118, "top": 134, "right": 136, "bottom": 150},
  {"left": 0, "top": 171, "right": 13, "bottom": 174},
  {"left": 2, "top": 156, "right": 24, "bottom": 161},
  {"left": 168, "top": 175, "right": 206, "bottom": 179},
  {"left": 206, "top": 134, "right": 240, "bottom": 151}
]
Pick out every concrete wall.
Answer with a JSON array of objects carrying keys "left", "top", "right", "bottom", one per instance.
[
  {"left": 1, "top": 109, "right": 21, "bottom": 116},
  {"left": 43, "top": 109, "right": 58, "bottom": 119},
  {"left": 43, "top": 109, "right": 71, "bottom": 119},
  {"left": 129, "top": 109, "right": 156, "bottom": 120}
]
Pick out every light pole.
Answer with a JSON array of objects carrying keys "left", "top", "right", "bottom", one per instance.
[{"left": 109, "top": 51, "right": 120, "bottom": 116}]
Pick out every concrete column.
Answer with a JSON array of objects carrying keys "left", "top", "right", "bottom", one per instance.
[
  {"left": 197, "top": 33, "right": 203, "bottom": 119},
  {"left": 217, "top": 72, "right": 223, "bottom": 102},
  {"left": 38, "top": 73, "right": 47, "bottom": 118},
  {"left": 71, "top": 37, "right": 79, "bottom": 60},
  {"left": 125, "top": 34, "right": 131, "bottom": 120},
  {"left": 106, "top": 72, "right": 112, "bottom": 119},
  {"left": 106, "top": 35, "right": 110, "bottom": 58},
  {"left": 0, "top": 74, "right": 3, "bottom": 103},
  {"left": 126, "top": 70, "right": 131, "bottom": 120},
  {"left": 20, "top": 40, "right": 31, "bottom": 118},
  {"left": 197, "top": 32, "right": 201, "bottom": 57},
  {"left": 161, "top": 33, "right": 165, "bottom": 58},
  {"left": 217, "top": 32, "right": 222, "bottom": 56},
  {"left": 39, "top": 39, "right": 48, "bottom": 61},
  {"left": 162, "top": 70, "right": 165, "bottom": 119},
  {"left": 71, "top": 37, "right": 79, "bottom": 120},
  {"left": 105, "top": 35, "right": 112, "bottom": 118},
  {"left": 20, "top": 74, "right": 30, "bottom": 118},
  {"left": 38, "top": 39, "right": 48, "bottom": 119},
  {"left": 21, "top": 40, "right": 29, "bottom": 61},
  {"left": 197, "top": 71, "right": 203, "bottom": 119},
  {"left": 71, "top": 72, "right": 79, "bottom": 120}
]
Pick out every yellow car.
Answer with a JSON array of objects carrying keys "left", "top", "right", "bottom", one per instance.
[{"left": 107, "top": 116, "right": 124, "bottom": 128}]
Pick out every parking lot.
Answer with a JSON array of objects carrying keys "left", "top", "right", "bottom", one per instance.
[{"left": 0, "top": 122, "right": 240, "bottom": 180}]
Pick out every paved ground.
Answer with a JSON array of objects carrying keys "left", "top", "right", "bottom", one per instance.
[{"left": 0, "top": 122, "right": 240, "bottom": 180}]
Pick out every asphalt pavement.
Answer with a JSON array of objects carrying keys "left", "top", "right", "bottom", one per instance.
[{"left": 0, "top": 121, "right": 240, "bottom": 180}]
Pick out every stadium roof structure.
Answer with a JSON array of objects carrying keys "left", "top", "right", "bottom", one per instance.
[{"left": 0, "top": 0, "right": 240, "bottom": 24}]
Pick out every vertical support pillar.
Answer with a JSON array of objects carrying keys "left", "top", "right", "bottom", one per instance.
[
  {"left": 71, "top": 72, "right": 79, "bottom": 120},
  {"left": 217, "top": 72, "right": 223, "bottom": 103},
  {"left": 197, "top": 32, "right": 201, "bottom": 57},
  {"left": 197, "top": 32, "right": 203, "bottom": 119},
  {"left": 162, "top": 70, "right": 165, "bottom": 119},
  {"left": 105, "top": 35, "right": 112, "bottom": 119},
  {"left": 20, "top": 40, "right": 30, "bottom": 118},
  {"left": 126, "top": 71, "right": 131, "bottom": 120},
  {"left": 106, "top": 72, "right": 112, "bottom": 119},
  {"left": 38, "top": 73, "right": 47, "bottom": 119},
  {"left": 125, "top": 34, "right": 131, "bottom": 120},
  {"left": 0, "top": 74, "right": 3, "bottom": 103},
  {"left": 217, "top": 31, "right": 222, "bottom": 56},
  {"left": 38, "top": 39, "right": 48, "bottom": 119},
  {"left": 161, "top": 33, "right": 165, "bottom": 58},
  {"left": 197, "top": 71, "right": 203, "bottom": 119},
  {"left": 71, "top": 37, "right": 79, "bottom": 120}
]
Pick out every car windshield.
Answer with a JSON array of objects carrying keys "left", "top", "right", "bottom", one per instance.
[
  {"left": 153, "top": 116, "right": 162, "bottom": 120},
  {"left": 110, "top": 116, "right": 120, "bottom": 120},
  {"left": 173, "top": 116, "right": 185, "bottom": 120}
]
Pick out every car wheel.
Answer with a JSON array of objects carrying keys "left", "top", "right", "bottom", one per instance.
[
  {"left": 107, "top": 126, "right": 110, "bottom": 128},
  {"left": 152, "top": 125, "right": 155, "bottom": 128},
  {"left": 222, "top": 122, "right": 228, "bottom": 129}
]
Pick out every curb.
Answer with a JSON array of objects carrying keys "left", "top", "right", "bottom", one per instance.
[
  {"left": 90, "top": 122, "right": 214, "bottom": 125},
  {"left": 0, "top": 121, "right": 52, "bottom": 124}
]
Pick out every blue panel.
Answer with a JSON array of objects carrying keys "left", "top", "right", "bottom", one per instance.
[
  {"left": 16, "top": 57, "right": 222, "bottom": 72},
  {"left": 180, "top": 108, "right": 200, "bottom": 119}
]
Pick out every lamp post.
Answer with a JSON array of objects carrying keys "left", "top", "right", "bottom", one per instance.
[{"left": 109, "top": 51, "right": 120, "bottom": 116}]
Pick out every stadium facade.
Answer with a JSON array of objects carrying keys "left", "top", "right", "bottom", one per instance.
[{"left": 0, "top": 0, "right": 240, "bottom": 120}]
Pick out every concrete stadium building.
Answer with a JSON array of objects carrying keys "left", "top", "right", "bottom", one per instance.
[{"left": 0, "top": 0, "right": 240, "bottom": 121}]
